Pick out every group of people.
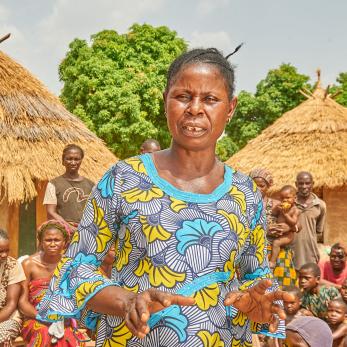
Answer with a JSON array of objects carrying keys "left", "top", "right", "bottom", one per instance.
[{"left": 0, "top": 47, "right": 344, "bottom": 347}]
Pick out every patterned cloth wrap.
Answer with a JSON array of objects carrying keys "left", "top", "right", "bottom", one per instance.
[
  {"left": 0, "top": 257, "right": 22, "bottom": 345},
  {"left": 267, "top": 245, "right": 298, "bottom": 288},
  {"left": 38, "top": 155, "right": 286, "bottom": 347},
  {"left": 22, "top": 278, "right": 86, "bottom": 347}
]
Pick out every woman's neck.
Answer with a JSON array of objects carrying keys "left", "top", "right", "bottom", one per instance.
[
  {"left": 40, "top": 251, "right": 61, "bottom": 265},
  {"left": 155, "top": 144, "right": 220, "bottom": 179}
]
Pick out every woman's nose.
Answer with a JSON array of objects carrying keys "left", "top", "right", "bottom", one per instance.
[{"left": 188, "top": 97, "right": 203, "bottom": 115}]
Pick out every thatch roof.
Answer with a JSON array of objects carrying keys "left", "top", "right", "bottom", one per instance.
[
  {"left": 226, "top": 78, "right": 347, "bottom": 191},
  {"left": 0, "top": 50, "right": 117, "bottom": 203}
]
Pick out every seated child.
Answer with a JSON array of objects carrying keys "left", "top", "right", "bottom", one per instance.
[
  {"left": 268, "top": 185, "right": 300, "bottom": 268},
  {"left": 299, "top": 262, "right": 340, "bottom": 319},
  {"left": 327, "top": 298, "right": 347, "bottom": 347},
  {"left": 340, "top": 279, "right": 347, "bottom": 305}
]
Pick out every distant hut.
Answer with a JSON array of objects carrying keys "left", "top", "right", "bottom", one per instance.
[
  {"left": 226, "top": 74, "right": 347, "bottom": 244},
  {"left": 0, "top": 50, "right": 117, "bottom": 256}
]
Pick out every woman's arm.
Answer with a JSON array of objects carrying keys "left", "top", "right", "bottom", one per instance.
[
  {"left": 18, "top": 280, "right": 37, "bottom": 319},
  {"left": 0, "top": 283, "right": 21, "bottom": 323}
]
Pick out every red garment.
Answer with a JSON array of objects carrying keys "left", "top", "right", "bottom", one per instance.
[
  {"left": 22, "top": 278, "right": 86, "bottom": 347},
  {"left": 319, "top": 260, "right": 347, "bottom": 285}
]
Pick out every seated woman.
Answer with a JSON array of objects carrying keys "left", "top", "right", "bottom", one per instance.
[
  {"left": 0, "top": 229, "right": 26, "bottom": 346},
  {"left": 19, "top": 220, "right": 86, "bottom": 347}
]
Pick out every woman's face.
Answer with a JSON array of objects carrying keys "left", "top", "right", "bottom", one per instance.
[
  {"left": 0, "top": 239, "right": 9, "bottom": 263},
  {"left": 40, "top": 228, "right": 66, "bottom": 256},
  {"left": 62, "top": 149, "right": 83, "bottom": 174},
  {"left": 329, "top": 248, "right": 346, "bottom": 271},
  {"left": 164, "top": 63, "right": 237, "bottom": 151},
  {"left": 253, "top": 177, "right": 269, "bottom": 198}
]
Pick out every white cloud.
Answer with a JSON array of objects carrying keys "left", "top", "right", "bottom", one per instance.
[
  {"left": 0, "top": 4, "right": 10, "bottom": 22},
  {"left": 196, "top": 0, "right": 229, "bottom": 16},
  {"left": 189, "top": 30, "right": 233, "bottom": 54}
]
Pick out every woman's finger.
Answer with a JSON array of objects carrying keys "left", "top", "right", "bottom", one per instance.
[
  {"left": 169, "top": 294, "right": 195, "bottom": 307},
  {"left": 268, "top": 315, "right": 279, "bottom": 333},
  {"left": 135, "top": 292, "right": 151, "bottom": 323},
  {"left": 125, "top": 314, "right": 148, "bottom": 339},
  {"left": 224, "top": 291, "right": 244, "bottom": 306},
  {"left": 271, "top": 290, "right": 295, "bottom": 303},
  {"left": 250, "top": 279, "right": 272, "bottom": 296},
  {"left": 270, "top": 304, "right": 286, "bottom": 320}
]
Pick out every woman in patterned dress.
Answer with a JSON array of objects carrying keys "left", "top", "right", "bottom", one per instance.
[
  {"left": 19, "top": 221, "right": 86, "bottom": 346},
  {"left": 38, "top": 48, "right": 294, "bottom": 346},
  {"left": 0, "top": 229, "right": 25, "bottom": 346}
]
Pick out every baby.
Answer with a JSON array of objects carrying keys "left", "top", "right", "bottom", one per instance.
[
  {"left": 327, "top": 298, "right": 347, "bottom": 347},
  {"left": 268, "top": 185, "right": 300, "bottom": 268}
]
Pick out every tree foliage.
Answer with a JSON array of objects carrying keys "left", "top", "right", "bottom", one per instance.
[
  {"left": 225, "top": 64, "right": 312, "bottom": 151},
  {"left": 59, "top": 24, "right": 187, "bottom": 158},
  {"left": 330, "top": 72, "right": 347, "bottom": 107},
  {"left": 216, "top": 136, "right": 239, "bottom": 162}
]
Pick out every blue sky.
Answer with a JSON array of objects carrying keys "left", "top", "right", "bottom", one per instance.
[{"left": 1, "top": 0, "right": 346, "bottom": 95}]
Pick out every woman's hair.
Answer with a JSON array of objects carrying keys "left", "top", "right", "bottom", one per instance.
[
  {"left": 299, "top": 262, "right": 321, "bottom": 277},
  {"left": 37, "top": 220, "right": 72, "bottom": 243},
  {"left": 0, "top": 228, "right": 9, "bottom": 241},
  {"left": 62, "top": 144, "right": 84, "bottom": 159},
  {"left": 249, "top": 168, "right": 274, "bottom": 187},
  {"left": 165, "top": 48, "right": 236, "bottom": 99}
]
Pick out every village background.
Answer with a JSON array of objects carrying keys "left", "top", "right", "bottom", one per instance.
[{"left": 0, "top": 0, "right": 346, "bottom": 257}]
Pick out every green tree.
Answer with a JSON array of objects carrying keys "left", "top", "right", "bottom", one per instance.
[
  {"left": 59, "top": 24, "right": 187, "bottom": 158},
  {"left": 330, "top": 72, "right": 347, "bottom": 107},
  {"left": 216, "top": 136, "right": 239, "bottom": 162},
  {"left": 225, "top": 64, "right": 311, "bottom": 150}
]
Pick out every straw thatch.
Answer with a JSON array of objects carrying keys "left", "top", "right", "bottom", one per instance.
[
  {"left": 0, "top": 50, "right": 117, "bottom": 203},
  {"left": 226, "top": 80, "right": 347, "bottom": 191}
]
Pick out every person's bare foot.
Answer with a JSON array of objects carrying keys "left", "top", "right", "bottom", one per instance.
[{"left": 269, "top": 261, "right": 276, "bottom": 269}]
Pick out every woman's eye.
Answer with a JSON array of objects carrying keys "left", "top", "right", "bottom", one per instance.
[
  {"left": 205, "top": 96, "right": 218, "bottom": 103},
  {"left": 176, "top": 94, "right": 190, "bottom": 102}
]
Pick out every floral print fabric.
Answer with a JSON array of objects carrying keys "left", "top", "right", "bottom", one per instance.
[{"left": 38, "top": 154, "right": 284, "bottom": 346}]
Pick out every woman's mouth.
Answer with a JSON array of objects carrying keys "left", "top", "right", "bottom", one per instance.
[{"left": 181, "top": 125, "right": 207, "bottom": 137}]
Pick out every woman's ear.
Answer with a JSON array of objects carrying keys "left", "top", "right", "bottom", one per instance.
[
  {"left": 227, "top": 96, "right": 238, "bottom": 123},
  {"left": 163, "top": 91, "right": 168, "bottom": 118}
]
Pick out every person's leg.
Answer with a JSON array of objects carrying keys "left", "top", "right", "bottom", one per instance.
[{"left": 270, "top": 234, "right": 294, "bottom": 268}]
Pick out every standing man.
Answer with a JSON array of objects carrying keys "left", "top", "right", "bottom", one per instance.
[{"left": 292, "top": 171, "right": 327, "bottom": 270}]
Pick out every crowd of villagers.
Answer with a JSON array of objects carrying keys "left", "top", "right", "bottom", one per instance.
[{"left": 0, "top": 48, "right": 346, "bottom": 347}]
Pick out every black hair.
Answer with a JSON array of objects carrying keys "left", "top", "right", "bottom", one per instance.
[
  {"left": 330, "top": 298, "right": 347, "bottom": 311},
  {"left": 62, "top": 144, "right": 84, "bottom": 159},
  {"left": 283, "top": 285, "right": 302, "bottom": 299},
  {"left": 331, "top": 243, "right": 347, "bottom": 255},
  {"left": 0, "top": 228, "right": 9, "bottom": 241},
  {"left": 165, "top": 48, "right": 236, "bottom": 99},
  {"left": 280, "top": 185, "right": 297, "bottom": 195},
  {"left": 300, "top": 262, "right": 321, "bottom": 277},
  {"left": 296, "top": 171, "right": 313, "bottom": 182},
  {"left": 141, "top": 139, "right": 161, "bottom": 149},
  {"left": 37, "top": 220, "right": 70, "bottom": 243}
]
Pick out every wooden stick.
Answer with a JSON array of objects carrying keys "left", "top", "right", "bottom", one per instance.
[{"left": 0, "top": 33, "right": 11, "bottom": 44}]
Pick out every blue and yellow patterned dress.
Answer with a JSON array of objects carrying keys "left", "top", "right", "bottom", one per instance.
[{"left": 38, "top": 154, "right": 285, "bottom": 346}]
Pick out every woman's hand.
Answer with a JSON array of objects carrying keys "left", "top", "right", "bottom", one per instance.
[
  {"left": 124, "top": 288, "right": 195, "bottom": 338},
  {"left": 224, "top": 279, "right": 294, "bottom": 333}
]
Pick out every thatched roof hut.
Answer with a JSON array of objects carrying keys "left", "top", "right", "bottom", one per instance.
[
  {"left": 226, "top": 76, "right": 347, "bottom": 243},
  {"left": 0, "top": 50, "right": 117, "bottom": 256}
]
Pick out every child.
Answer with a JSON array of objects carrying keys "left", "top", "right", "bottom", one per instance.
[
  {"left": 268, "top": 185, "right": 300, "bottom": 268},
  {"left": 327, "top": 298, "right": 347, "bottom": 347},
  {"left": 299, "top": 262, "right": 340, "bottom": 319},
  {"left": 340, "top": 279, "right": 347, "bottom": 305},
  {"left": 283, "top": 285, "right": 313, "bottom": 324}
]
